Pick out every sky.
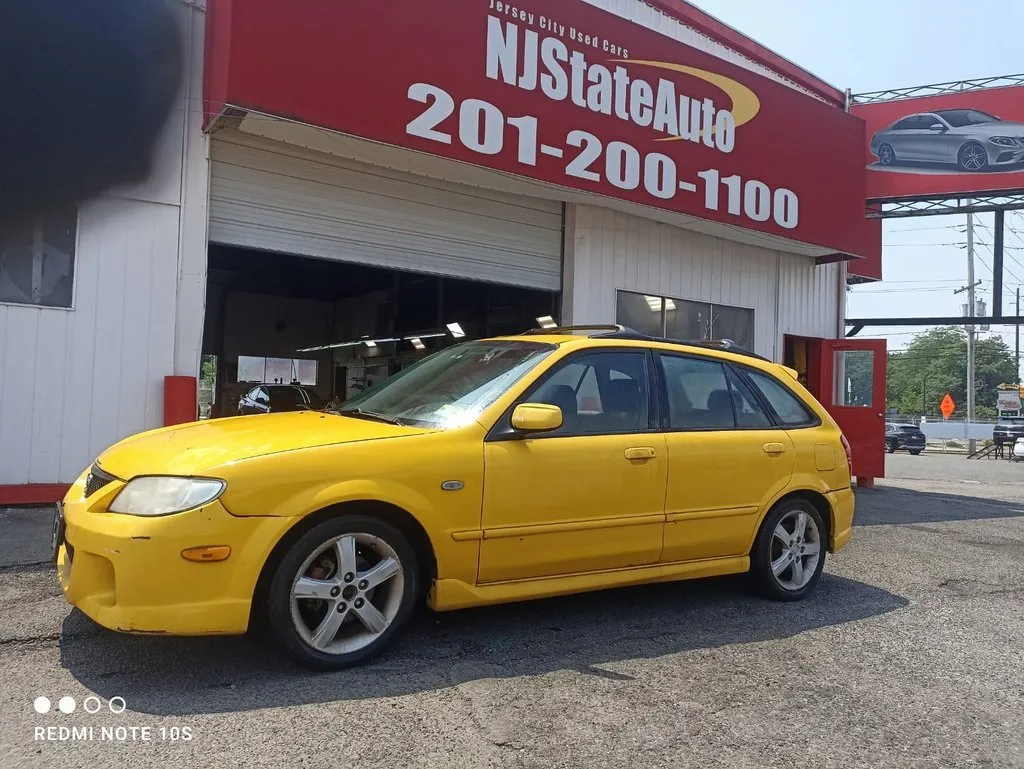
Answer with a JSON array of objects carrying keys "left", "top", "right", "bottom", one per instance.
[{"left": 689, "top": 0, "right": 1024, "bottom": 359}]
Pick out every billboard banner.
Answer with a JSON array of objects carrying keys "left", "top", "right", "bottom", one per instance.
[
  {"left": 205, "top": 0, "right": 875, "bottom": 258},
  {"left": 853, "top": 85, "right": 1024, "bottom": 201}
]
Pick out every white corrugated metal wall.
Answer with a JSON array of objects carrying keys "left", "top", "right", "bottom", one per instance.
[
  {"left": 563, "top": 205, "right": 840, "bottom": 360},
  {"left": 0, "top": 0, "right": 209, "bottom": 486}
]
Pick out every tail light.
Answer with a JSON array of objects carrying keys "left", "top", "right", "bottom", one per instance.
[{"left": 840, "top": 434, "right": 854, "bottom": 473}]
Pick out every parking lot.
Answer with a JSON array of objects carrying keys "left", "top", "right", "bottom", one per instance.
[{"left": 1, "top": 453, "right": 1022, "bottom": 769}]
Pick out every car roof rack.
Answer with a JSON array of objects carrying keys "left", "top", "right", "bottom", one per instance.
[
  {"left": 520, "top": 324, "right": 627, "bottom": 336},
  {"left": 599, "top": 329, "right": 770, "bottom": 361}
]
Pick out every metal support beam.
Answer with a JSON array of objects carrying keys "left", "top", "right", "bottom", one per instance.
[
  {"left": 846, "top": 324, "right": 865, "bottom": 338},
  {"left": 846, "top": 316, "right": 1024, "bottom": 327},
  {"left": 993, "top": 210, "right": 1005, "bottom": 318},
  {"left": 866, "top": 192, "right": 1024, "bottom": 219}
]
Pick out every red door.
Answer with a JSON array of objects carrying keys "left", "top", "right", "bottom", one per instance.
[{"left": 817, "top": 338, "right": 887, "bottom": 482}]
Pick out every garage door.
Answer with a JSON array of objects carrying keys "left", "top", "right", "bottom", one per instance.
[{"left": 209, "top": 133, "right": 563, "bottom": 290}]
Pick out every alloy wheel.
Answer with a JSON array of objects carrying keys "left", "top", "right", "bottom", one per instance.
[
  {"left": 959, "top": 143, "right": 987, "bottom": 171},
  {"left": 878, "top": 144, "right": 895, "bottom": 165},
  {"left": 289, "top": 533, "right": 405, "bottom": 655},
  {"left": 769, "top": 509, "right": 821, "bottom": 591}
]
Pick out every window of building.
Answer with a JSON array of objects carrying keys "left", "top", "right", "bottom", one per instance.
[
  {"left": 524, "top": 351, "right": 649, "bottom": 435},
  {"left": 0, "top": 207, "right": 77, "bottom": 308},
  {"left": 616, "top": 290, "right": 754, "bottom": 351},
  {"left": 237, "top": 356, "right": 318, "bottom": 385}
]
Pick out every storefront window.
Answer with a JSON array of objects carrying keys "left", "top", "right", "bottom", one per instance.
[
  {"left": 0, "top": 207, "right": 77, "bottom": 308},
  {"left": 616, "top": 290, "right": 754, "bottom": 350}
]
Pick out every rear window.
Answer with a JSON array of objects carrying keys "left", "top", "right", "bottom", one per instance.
[
  {"left": 899, "top": 425, "right": 921, "bottom": 432},
  {"left": 746, "top": 370, "right": 817, "bottom": 427}
]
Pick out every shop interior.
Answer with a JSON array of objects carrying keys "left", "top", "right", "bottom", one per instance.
[{"left": 200, "top": 245, "right": 559, "bottom": 417}]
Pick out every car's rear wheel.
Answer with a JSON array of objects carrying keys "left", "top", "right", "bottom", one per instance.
[
  {"left": 886, "top": 439, "right": 898, "bottom": 453},
  {"left": 750, "top": 499, "right": 826, "bottom": 601},
  {"left": 266, "top": 515, "right": 420, "bottom": 669},
  {"left": 958, "top": 142, "right": 988, "bottom": 172},
  {"left": 877, "top": 143, "right": 896, "bottom": 166},
  {"left": 909, "top": 449, "right": 922, "bottom": 456}
]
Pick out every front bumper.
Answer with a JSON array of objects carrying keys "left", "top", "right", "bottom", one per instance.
[
  {"left": 827, "top": 487, "right": 855, "bottom": 553},
  {"left": 57, "top": 476, "right": 293, "bottom": 635}
]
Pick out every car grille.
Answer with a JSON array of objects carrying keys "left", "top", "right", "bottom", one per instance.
[{"left": 84, "top": 465, "right": 118, "bottom": 498}]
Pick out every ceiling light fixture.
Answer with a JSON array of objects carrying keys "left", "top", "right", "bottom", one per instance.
[
  {"left": 446, "top": 322, "right": 466, "bottom": 338},
  {"left": 364, "top": 340, "right": 377, "bottom": 348},
  {"left": 535, "top": 315, "right": 557, "bottom": 329},
  {"left": 644, "top": 295, "right": 662, "bottom": 312},
  {"left": 410, "top": 338, "right": 426, "bottom": 350}
]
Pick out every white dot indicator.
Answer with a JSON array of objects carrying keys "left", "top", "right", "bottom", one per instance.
[
  {"left": 108, "top": 696, "right": 127, "bottom": 714},
  {"left": 33, "top": 697, "right": 51, "bottom": 714},
  {"left": 83, "top": 696, "right": 102, "bottom": 714},
  {"left": 58, "top": 696, "right": 76, "bottom": 714}
]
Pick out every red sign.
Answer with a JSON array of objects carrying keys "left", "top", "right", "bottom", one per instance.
[
  {"left": 940, "top": 393, "right": 956, "bottom": 420},
  {"left": 205, "top": 0, "right": 875, "bottom": 258},
  {"left": 853, "top": 85, "right": 1024, "bottom": 201}
]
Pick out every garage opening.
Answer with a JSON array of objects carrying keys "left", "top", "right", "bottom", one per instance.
[{"left": 200, "top": 245, "right": 559, "bottom": 418}]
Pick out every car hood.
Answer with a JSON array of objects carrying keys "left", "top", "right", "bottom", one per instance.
[
  {"left": 95, "top": 412, "right": 430, "bottom": 478},
  {"left": 952, "top": 122, "right": 1024, "bottom": 137}
]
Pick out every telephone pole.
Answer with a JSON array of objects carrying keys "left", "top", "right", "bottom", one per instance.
[
  {"left": 966, "top": 212, "right": 977, "bottom": 454},
  {"left": 1016, "top": 287, "right": 1020, "bottom": 383}
]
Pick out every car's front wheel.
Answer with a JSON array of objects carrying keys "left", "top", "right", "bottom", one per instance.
[
  {"left": 877, "top": 143, "right": 896, "bottom": 166},
  {"left": 886, "top": 439, "right": 898, "bottom": 453},
  {"left": 909, "top": 449, "right": 922, "bottom": 456},
  {"left": 266, "top": 515, "right": 420, "bottom": 669},
  {"left": 958, "top": 142, "right": 988, "bottom": 172},
  {"left": 750, "top": 499, "right": 826, "bottom": 601}
]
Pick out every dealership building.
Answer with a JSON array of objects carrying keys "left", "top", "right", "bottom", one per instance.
[{"left": 0, "top": 0, "right": 884, "bottom": 502}]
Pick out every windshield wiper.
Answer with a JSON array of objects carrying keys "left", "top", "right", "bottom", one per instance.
[{"left": 336, "top": 408, "right": 405, "bottom": 426}]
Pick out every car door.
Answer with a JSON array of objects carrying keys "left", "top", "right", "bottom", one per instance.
[
  {"left": 656, "top": 353, "right": 795, "bottom": 563},
  {"left": 914, "top": 113, "right": 957, "bottom": 162},
  {"left": 479, "top": 348, "right": 667, "bottom": 583}
]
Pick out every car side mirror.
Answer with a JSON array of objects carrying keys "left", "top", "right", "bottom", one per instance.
[
  {"left": 928, "top": 123, "right": 946, "bottom": 132},
  {"left": 511, "top": 403, "right": 563, "bottom": 433}
]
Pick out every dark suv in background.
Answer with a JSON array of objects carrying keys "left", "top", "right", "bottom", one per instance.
[
  {"left": 993, "top": 416, "right": 1024, "bottom": 447},
  {"left": 885, "top": 422, "right": 926, "bottom": 455}
]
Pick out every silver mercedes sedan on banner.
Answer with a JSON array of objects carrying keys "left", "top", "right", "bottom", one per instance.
[{"left": 869, "top": 109, "right": 1024, "bottom": 172}]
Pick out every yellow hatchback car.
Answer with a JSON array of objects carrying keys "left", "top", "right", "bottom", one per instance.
[{"left": 56, "top": 326, "right": 854, "bottom": 668}]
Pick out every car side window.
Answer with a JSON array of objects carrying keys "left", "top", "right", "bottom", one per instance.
[
  {"left": 523, "top": 351, "right": 649, "bottom": 435},
  {"left": 726, "top": 369, "right": 772, "bottom": 428},
  {"left": 892, "top": 117, "right": 916, "bottom": 130},
  {"left": 254, "top": 387, "right": 269, "bottom": 405},
  {"left": 660, "top": 355, "right": 735, "bottom": 430},
  {"left": 746, "top": 370, "right": 817, "bottom": 427}
]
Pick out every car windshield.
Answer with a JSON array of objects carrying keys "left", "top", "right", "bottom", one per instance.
[
  {"left": 937, "top": 109, "right": 999, "bottom": 127},
  {"left": 999, "top": 417, "right": 1024, "bottom": 425},
  {"left": 333, "top": 340, "right": 555, "bottom": 428}
]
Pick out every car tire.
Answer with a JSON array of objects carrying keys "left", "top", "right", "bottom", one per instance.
[
  {"left": 909, "top": 450, "right": 922, "bottom": 456},
  {"left": 266, "top": 515, "right": 421, "bottom": 670},
  {"left": 886, "top": 439, "right": 898, "bottom": 454},
  {"left": 957, "top": 141, "right": 988, "bottom": 172},
  {"left": 877, "top": 143, "right": 896, "bottom": 166},
  {"left": 749, "top": 499, "right": 827, "bottom": 602}
]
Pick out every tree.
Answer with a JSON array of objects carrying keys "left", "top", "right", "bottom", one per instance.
[{"left": 886, "top": 327, "right": 1017, "bottom": 419}]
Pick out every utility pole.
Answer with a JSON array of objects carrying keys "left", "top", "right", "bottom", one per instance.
[
  {"left": 1016, "top": 287, "right": 1020, "bottom": 383},
  {"left": 966, "top": 212, "right": 976, "bottom": 454}
]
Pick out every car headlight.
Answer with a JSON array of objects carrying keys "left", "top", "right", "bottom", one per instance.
[
  {"left": 108, "top": 477, "right": 226, "bottom": 516},
  {"left": 990, "top": 136, "right": 1017, "bottom": 147}
]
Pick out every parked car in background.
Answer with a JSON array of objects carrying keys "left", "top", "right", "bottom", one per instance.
[
  {"left": 993, "top": 416, "right": 1024, "bottom": 447},
  {"left": 238, "top": 384, "right": 326, "bottom": 415},
  {"left": 1012, "top": 438, "right": 1024, "bottom": 462},
  {"left": 869, "top": 109, "right": 1024, "bottom": 172},
  {"left": 56, "top": 328, "right": 855, "bottom": 669},
  {"left": 885, "top": 422, "right": 925, "bottom": 455}
]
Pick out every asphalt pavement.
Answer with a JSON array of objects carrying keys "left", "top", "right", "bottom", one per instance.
[{"left": 1, "top": 453, "right": 1022, "bottom": 768}]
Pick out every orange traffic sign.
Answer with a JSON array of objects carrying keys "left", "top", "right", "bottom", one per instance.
[{"left": 940, "top": 393, "right": 956, "bottom": 420}]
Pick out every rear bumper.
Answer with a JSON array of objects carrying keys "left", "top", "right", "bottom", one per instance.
[
  {"left": 58, "top": 480, "right": 293, "bottom": 635},
  {"left": 827, "top": 488, "right": 855, "bottom": 553}
]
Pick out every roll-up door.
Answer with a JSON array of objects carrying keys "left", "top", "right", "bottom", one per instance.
[{"left": 208, "top": 133, "right": 563, "bottom": 290}]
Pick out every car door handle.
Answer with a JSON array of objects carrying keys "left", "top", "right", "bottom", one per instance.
[
  {"left": 624, "top": 447, "right": 657, "bottom": 460},
  {"left": 762, "top": 442, "right": 787, "bottom": 455}
]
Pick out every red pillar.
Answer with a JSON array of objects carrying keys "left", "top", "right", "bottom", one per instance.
[{"left": 164, "top": 376, "right": 198, "bottom": 426}]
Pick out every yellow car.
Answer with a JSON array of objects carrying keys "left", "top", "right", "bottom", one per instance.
[{"left": 56, "top": 326, "right": 855, "bottom": 669}]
